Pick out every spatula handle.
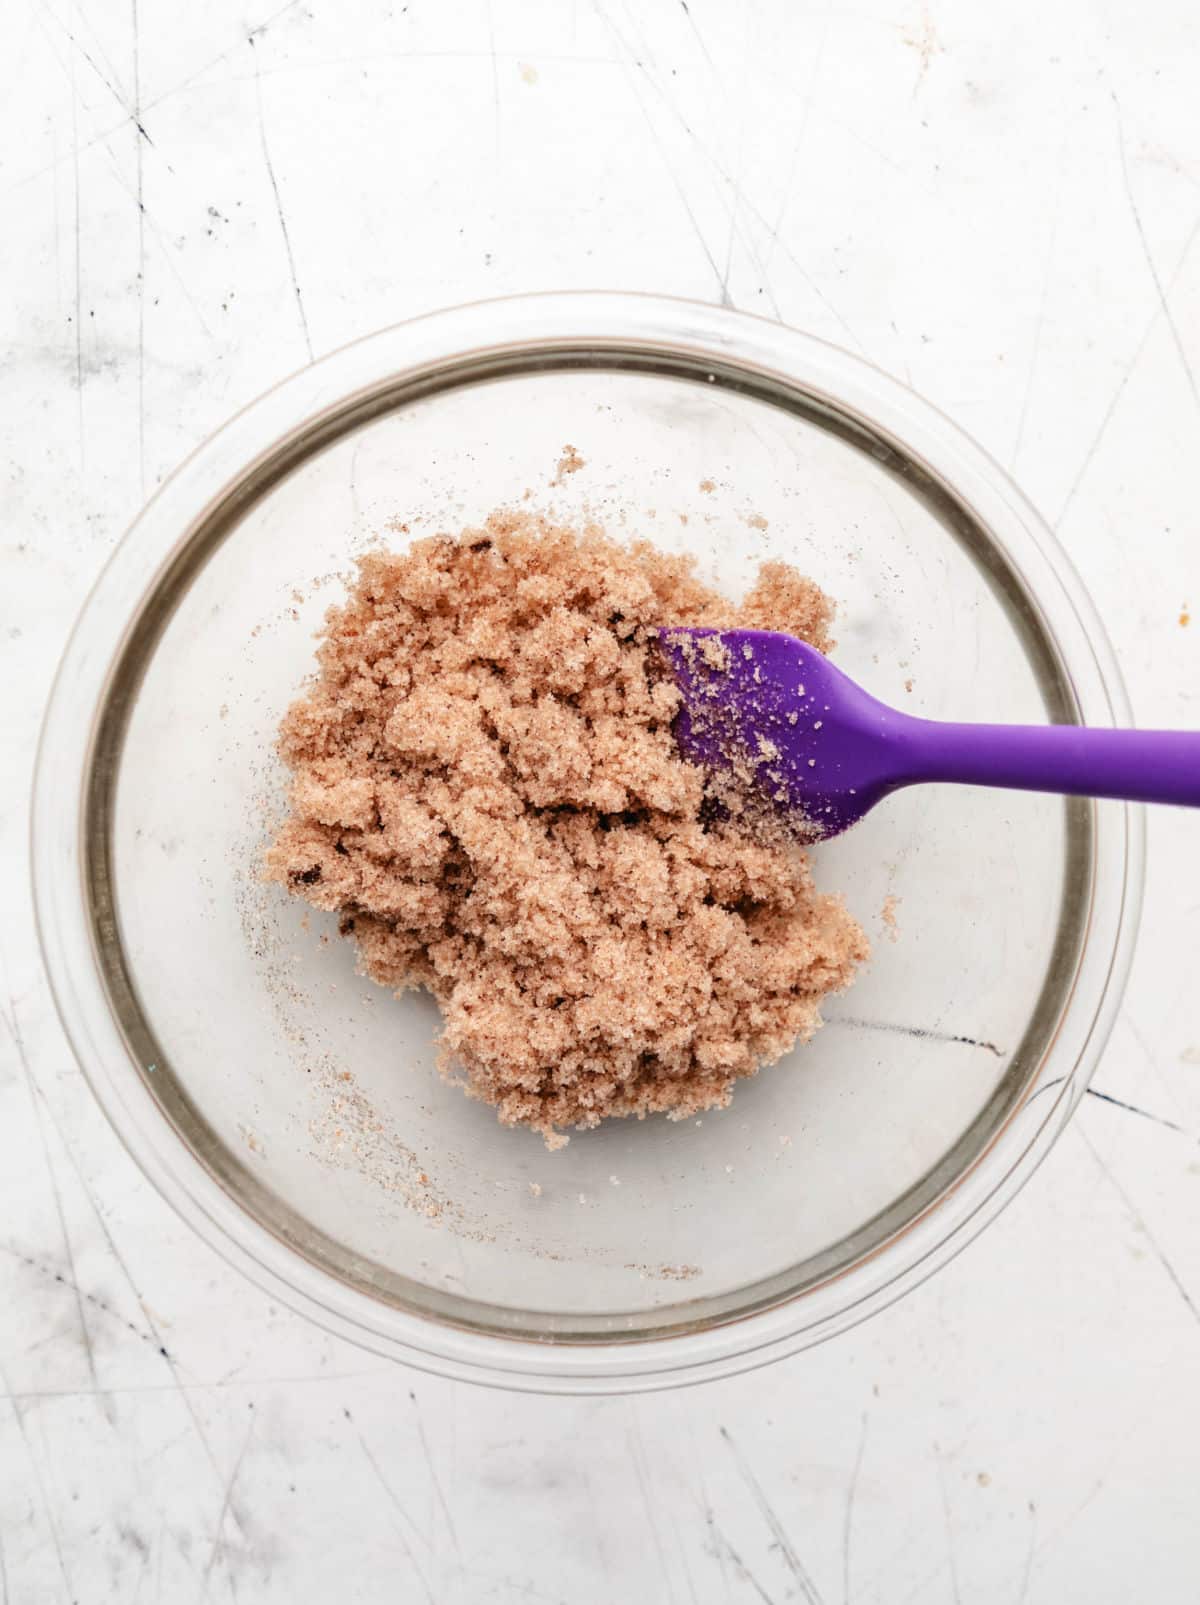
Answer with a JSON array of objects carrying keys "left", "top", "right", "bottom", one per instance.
[{"left": 901, "top": 721, "right": 1200, "bottom": 808}]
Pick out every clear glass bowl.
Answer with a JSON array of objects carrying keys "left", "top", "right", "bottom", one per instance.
[{"left": 33, "top": 294, "right": 1142, "bottom": 1392}]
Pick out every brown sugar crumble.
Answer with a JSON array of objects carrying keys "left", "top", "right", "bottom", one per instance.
[
  {"left": 266, "top": 512, "right": 867, "bottom": 1148},
  {"left": 553, "top": 443, "right": 585, "bottom": 484}
]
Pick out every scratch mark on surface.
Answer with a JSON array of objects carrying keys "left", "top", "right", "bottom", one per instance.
[
  {"left": 832, "top": 1015, "right": 1004, "bottom": 1057},
  {"left": 409, "top": 1391, "right": 460, "bottom": 1556},
  {"left": 3, "top": 6, "right": 41, "bottom": 111},
  {"left": 1055, "top": 206, "right": 1200, "bottom": 527},
  {"left": 1084, "top": 1086, "right": 1187, "bottom": 1134},
  {"left": 486, "top": 0, "right": 501, "bottom": 152},
  {"left": 1125, "top": 1010, "right": 1189, "bottom": 1121},
  {"left": 678, "top": 1, "right": 715, "bottom": 70},
  {"left": 247, "top": 0, "right": 309, "bottom": 42},
  {"left": 70, "top": 52, "right": 85, "bottom": 465},
  {"left": 687, "top": 1432, "right": 730, "bottom": 1594},
  {"left": 24, "top": 1116, "right": 152, "bottom": 1351},
  {"left": 455, "top": 1570, "right": 566, "bottom": 1605},
  {"left": 1057, "top": 195, "right": 1200, "bottom": 514},
  {"left": 354, "top": 1429, "right": 435, "bottom": 1604},
  {"left": 590, "top": 0, "right": 725, "bottom": 303},
  {"left": 842, "top": 1413, "right": 868, "bottom": 1605},
  {"left": 894, "top": 1555, "right": 957, "bottom": 1605},
  {"left": 1114, "top": 91, "right": 1200, "bottom": 413},
  {"left": 720, "top": 1427, "right": 823, "bottom": 1604},
  {"left": 0, "top": 1362, "right": 75, "bottom": 1603},
  {"left": 5, "top": 1372, "right": 379, "bottom": 1401},
  {"left": 1078, "top": 1124, "right": 1200, "bottom": 1325},
  {"left": 716, "top": 10, "right": 748, "bottom": 308},
  {"left": 1040, "top": 1463, "right": 1128, "bottom": 1557},
  {"left": 0, "top": 1004, "right": 106, "bottom": 1412},
  {"left": 668, "top": 1505, "right": 700, "bottom": 1605},
  {"left": 1012, "top": 135, "right": 1065, "bottom": 471},
  {"left": 253, "top": 44, "right": 314, "bottom": 362},
  {"left": 200, "top": 1419, "right": 255, "bottom": 1591},
  {"left": 1053, "top": 367, "right": 1132, "bottom": 530},
  {"left": 3, "top": 2, "right": 322, "bottom": 202},
  {"left": 719, "top": 147, "right": 743, "bottom": 307},
  {"left": 580, "top": 1458, "right": 616, "bottom": 1588},
  {"left": 595, "top": 2, "right": 847, "bottom": 334},
  {"left": 750, "top": 208, "right": 864, "bottom": 349},
  {"left": 1017, "top": 1503, "right": 1038, "bottom": 1605},
  {"left": 132, "top": 0, "right": 145, "bottom": 493},
  {"left": 7, "top": 1024, "right": 252, "bottom": 1543},
  {"left": 27, "top": 22, "right": 214, "bottom": 345},
  {"left": 935, "top": 1452, "right": 962, "bottom": 1605},
  {"left": 1, "top": 1241, "right": 162, "bottom": 1349},
  {"left": 703, "top": 1508, "right": 777, "bottom": 1605},
  {"left": 48, "top": 0, "right": 145, "bottom": 136},
  {"left": 762, "top": 3, "right": 831, "bottom": 275},
  {"left": 616, "top": 0, "right": 777, "bottom": 315},
  {"left": 655, "top": 83, "right": 861, "bottom": 347},
  {"left": 627, "top": 1404, "right": 678, "bottom": 1604},
  {"left": 87, "top": 135, "right": 217, "bottom": 344}
]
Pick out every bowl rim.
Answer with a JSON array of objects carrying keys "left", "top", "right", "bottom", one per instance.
[{"left": 32, "top": 291, "right": 1144, "bottom": 1393}]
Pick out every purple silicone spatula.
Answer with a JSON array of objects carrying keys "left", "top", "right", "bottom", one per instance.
[{"left": 661, "top": 627, "right": 1200, "bottom": 838}]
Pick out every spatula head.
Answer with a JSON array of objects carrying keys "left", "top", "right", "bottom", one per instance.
[{"left": 659, "top": 627, "right": 908, "bottom": 838}]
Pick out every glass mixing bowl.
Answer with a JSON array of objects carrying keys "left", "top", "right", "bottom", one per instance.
[{"left": 33, "top": 294, "right": 1142, "bottom": 1392}]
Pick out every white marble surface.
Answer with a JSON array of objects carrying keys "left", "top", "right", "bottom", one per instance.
[{"left": 3, "top": 1, "right": 1200, "bottom": 1599}]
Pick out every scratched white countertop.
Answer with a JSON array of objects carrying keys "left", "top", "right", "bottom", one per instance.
[{"left": 3, "top": 2, "right": 1199, "bottom": 1600}]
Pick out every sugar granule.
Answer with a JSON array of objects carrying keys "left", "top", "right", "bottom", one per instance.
[{"left": 266, "top": 512, "right": 868, "bottom": 1148}]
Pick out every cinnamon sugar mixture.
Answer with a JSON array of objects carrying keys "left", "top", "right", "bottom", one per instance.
[{"left": 267, "top": 513, "right": 867, "bottom": 1146}]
